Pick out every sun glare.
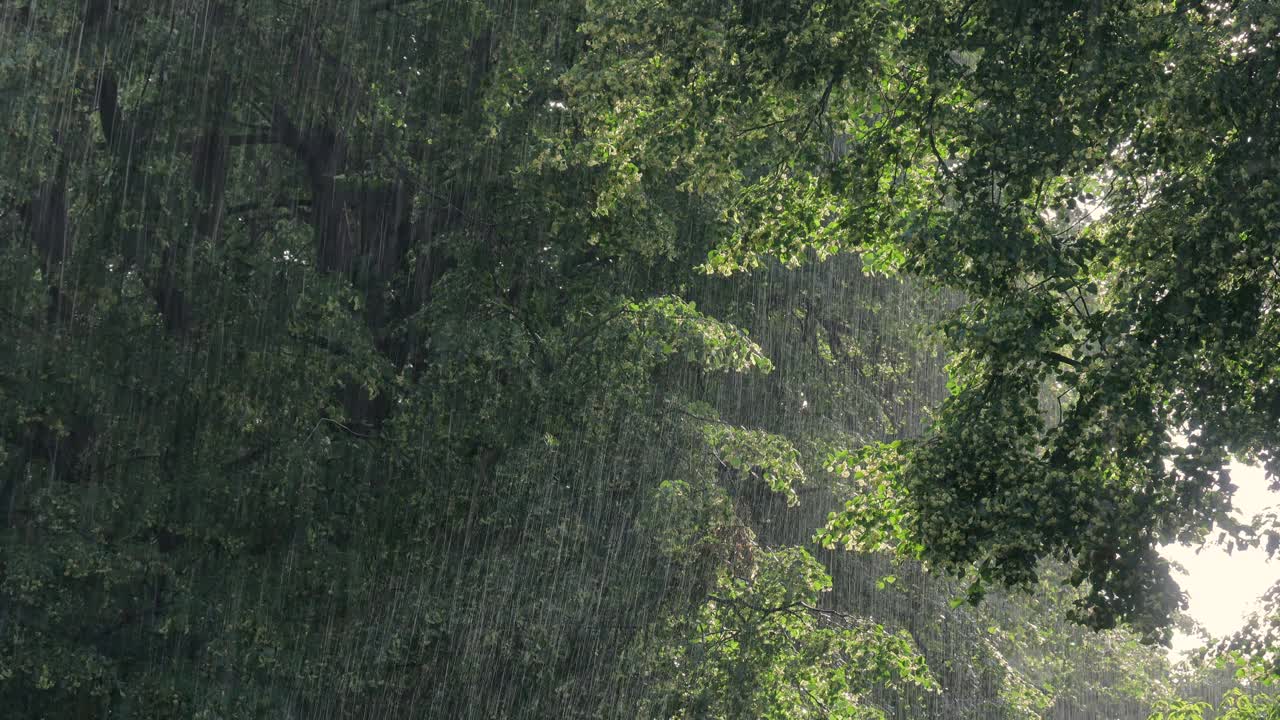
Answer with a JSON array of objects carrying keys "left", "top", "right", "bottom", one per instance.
[{"left": 1162, "top": 461, "right": 1279, "bottom": 658}]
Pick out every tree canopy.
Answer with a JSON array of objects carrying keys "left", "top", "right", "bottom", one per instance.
[{"left": 2, "top": 0, "right": 1278, "bottom": 717}]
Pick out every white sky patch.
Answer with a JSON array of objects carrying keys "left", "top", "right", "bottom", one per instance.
[{"left": 1162, "top": 461, "right": 1279, "bottom": 658}]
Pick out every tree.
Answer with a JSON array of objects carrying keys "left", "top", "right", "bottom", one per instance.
[
  {"left": 806, "top": 0, "right": 1280, "bottom": 644},
  {"left": 0, "top": 0, "right": 934, "bottom": 715}
]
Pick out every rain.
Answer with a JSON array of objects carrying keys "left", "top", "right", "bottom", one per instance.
[{"left": 2, "top": 1, "right": 1279, "bottom": 718}]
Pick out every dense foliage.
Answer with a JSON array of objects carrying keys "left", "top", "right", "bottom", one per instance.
[{"left": 2, "top": 0, "right": 1277, "bottom": 718}]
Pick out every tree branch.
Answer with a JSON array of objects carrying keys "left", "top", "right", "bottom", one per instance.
[
  {"left": 1045, "top": 351, "right": 1083, "bottom": 368},
  {"left": 801, "top": 69, "right": 844, "bottom": 140}
]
